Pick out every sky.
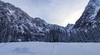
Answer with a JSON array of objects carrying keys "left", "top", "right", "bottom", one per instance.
[{"left": 2, "top": 0, "right": 89, "bottom": 26}]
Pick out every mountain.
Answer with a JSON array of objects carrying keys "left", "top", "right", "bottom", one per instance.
[
  {"left": 66, "top": 24, "right": 74, "bottom": 32},
  {"left": 0, "top": 0, "right": 47, "bottom": 42},
  {"left": 69, "top": 0, "right": 100, "bottom": 42},
  {"left": 74, "top": 0, "right": 100, "bottom": 28},
  {"left": 0, "top": 0, "right": 68, "bottom": 42},
  {"left": 0, "top": 0, "right": 100, "bottom": 43}
]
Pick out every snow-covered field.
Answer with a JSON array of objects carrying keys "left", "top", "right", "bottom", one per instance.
[{"left": 0, "top": 42, "right": 100, "bottom": 55}]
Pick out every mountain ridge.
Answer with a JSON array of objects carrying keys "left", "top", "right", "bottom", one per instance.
[{"left": 0, "top": 0, "right": 100, "bottom": 42}]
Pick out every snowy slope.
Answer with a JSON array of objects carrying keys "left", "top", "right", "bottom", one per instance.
[{"left": 0, "top": 42, "right": 100, "bottom": 55}]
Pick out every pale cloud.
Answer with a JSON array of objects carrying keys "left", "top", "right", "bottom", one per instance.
[{"left": 2, "top": 0, "right": 89, "bottom": 26}]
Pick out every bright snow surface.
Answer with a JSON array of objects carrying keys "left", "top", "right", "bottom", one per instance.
[{"left": 0, "top": 42, "right": 100, "bottom": 55}]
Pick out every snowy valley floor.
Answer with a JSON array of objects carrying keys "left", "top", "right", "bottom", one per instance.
[{"left": 0, "top": 42, "right": 100, "bottom": 55}]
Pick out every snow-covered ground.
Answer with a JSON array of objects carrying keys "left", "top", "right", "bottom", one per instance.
[{"left": 0, "top": 42, "right": 100, "bottom": 55}]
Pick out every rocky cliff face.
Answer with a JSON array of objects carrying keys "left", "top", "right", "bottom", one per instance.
[{"left": 74, "top": 0, "right": 100, "bottom": 28}]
